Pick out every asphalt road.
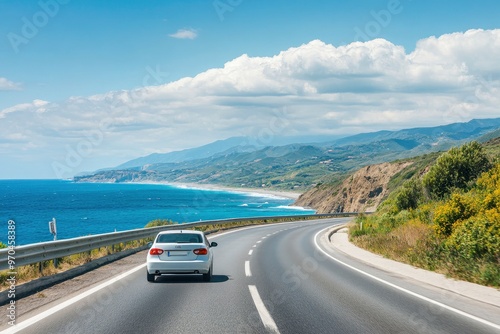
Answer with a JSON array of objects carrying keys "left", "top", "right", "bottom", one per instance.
[{"left": 3, "top": 218, "right": 500, "bottom": 333}]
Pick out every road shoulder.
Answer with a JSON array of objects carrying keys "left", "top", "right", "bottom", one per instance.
[{"left": 327, "top": 226, "right": 500, "bottom": 308}]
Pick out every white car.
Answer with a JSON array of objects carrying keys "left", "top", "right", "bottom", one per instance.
[{"left": 146, "top": 230, "right": 218, "bottom": 282}]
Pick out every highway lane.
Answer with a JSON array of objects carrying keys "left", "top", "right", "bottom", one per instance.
[
  {"left": 251, "top": 221, "right": 500, "bottom": 333},
  {"left": 3, "top": 218, "right": 500, "bottom": 333}
]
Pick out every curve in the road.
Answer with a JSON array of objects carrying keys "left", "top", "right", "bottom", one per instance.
[{"left": 3, "top": 219, "right": 499, "bottom": 334}]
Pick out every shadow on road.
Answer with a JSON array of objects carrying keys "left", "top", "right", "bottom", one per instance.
[{"left": 152, "top": 274, "right": 230, "bottom": 284}]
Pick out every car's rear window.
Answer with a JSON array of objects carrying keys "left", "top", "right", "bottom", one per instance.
[{"left": 157, "top": 233, "right": 202, "bottom": 243}]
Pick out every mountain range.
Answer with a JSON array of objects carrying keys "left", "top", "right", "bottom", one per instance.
[{"left": 75, "top": 118, "right": 500, "bottom": 191}]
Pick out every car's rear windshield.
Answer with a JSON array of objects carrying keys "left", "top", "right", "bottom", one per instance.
[{"left": 157, "top": 233, "right": 202, "bottom": 243}]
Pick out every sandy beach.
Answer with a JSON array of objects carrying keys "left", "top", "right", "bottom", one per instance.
[
  {"left": 133, "top": 180, "right": 302, "bottom": 200},
  {"left": 166, "top": 182, "right": 302, "bottom": 200}
]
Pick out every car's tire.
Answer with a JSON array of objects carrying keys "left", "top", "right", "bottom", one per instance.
[
  {"left": 203, "top": 266, "right": 212, "bottom": 282},
  {"left": 147, "top": 271, "right": 155, "bottom": 282}
]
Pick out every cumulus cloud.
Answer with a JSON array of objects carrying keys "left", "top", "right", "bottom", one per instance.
[
  {"left": 411, "top": 29, "right": 500, "bottom": 76},
  {"left": 2, "top": 29, "right": 500, "bottom": 178},
  {"left": 0, "top": 77, "right": 21, "bottom": 91},
  {"left": 0, "top": 99, "right": 49, "bottom": 119},
  {"left": 169, "top": 28, "right": 198, "bottom": 39}
]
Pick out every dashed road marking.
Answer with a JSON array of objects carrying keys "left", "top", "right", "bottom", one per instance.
[
  {"left": 248, "top": 285, "right": 280, "bottom": 334},
  {"left": 245, "top": 261, "right": 252, "bottom": 277}
]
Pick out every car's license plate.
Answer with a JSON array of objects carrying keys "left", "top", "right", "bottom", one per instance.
[{"left": 167, "top": 251, "right": 188, "bottom": 256}]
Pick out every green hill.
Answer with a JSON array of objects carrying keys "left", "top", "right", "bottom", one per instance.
[{"left": 75, "top": 118, "right": 500, "bottom": 192}]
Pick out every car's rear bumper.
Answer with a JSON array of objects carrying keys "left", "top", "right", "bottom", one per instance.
[{"left": 147, "top": 258, "right": 211, "bottom": 274}]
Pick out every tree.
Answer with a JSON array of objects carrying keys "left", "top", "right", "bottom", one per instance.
[
  {"left": 395, "top": 178, "right": 423, "bottom": 211},
  {"left": 423, "top": 141, "right": 491, "bottom": 199}
]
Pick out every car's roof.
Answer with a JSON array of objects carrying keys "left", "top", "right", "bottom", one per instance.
[{"left": 156, "top": 229, "right": 204, "bottom": 235}]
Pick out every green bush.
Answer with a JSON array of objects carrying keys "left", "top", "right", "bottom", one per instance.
[
  {"left": 395, "top": 178, "right": 423, "bottom": 211},
  {"left": 446, "top": 215, "right": 500, "bottom": 262},
  {"left": 144, "top": 219, "right": 176, "bottom": 228},
  {"left": 423, "top": 141, "right": 491, "bottom": 199}
]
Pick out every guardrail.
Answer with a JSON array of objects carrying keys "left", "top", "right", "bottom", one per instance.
[{"left": 0, "top": 213, "right": 358, "bottom": 271}]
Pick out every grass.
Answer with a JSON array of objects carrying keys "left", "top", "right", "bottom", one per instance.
[
  {"left": 349, "top": 216, "right": 440, "bottom": 268},
  {"left": 350, "top": 208, "right": 500, "bottom": 287}
]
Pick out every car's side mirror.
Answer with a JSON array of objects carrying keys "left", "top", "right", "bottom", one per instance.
[
  {"left": 210, "top": 242, "right": 218, "bottom": 247},
  {"left": 147, "top": 241, "right": 153, "bottom": 249}
]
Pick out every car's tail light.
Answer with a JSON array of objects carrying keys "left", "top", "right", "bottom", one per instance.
[
  {"left": 193, "top": 248, "right": 208, "bottom": 255},
  {"left": 149, "top": 248, "right": 164, "bottom": 255}
]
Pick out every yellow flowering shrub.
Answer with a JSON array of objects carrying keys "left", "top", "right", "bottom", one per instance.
[
  {"left": 446, "top": 215, "right": 500, "bottom": 261},
  {"left": 477, "top": 162, "right": 500, "bottom": 211},
  {"left": 434, "top": 193, "right": 479, "bottom": 237}
]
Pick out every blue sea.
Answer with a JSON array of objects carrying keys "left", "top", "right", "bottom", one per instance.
[{"left": 0, "top": 180, "right": 314, "bottom": 246}]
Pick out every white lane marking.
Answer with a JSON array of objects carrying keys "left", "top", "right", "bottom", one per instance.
[
  {"left": 1, "top": 263, "right": 146, "bottom": 334},
  {"left": 245, "top": 261, "right": 252, "bottom": 277},
  {"left": 248, "top": 285, "right": 280, "bottom": 334},
  {"left": 253, "top": 244, "right": 257, "bottom": 248},
  {"left": 256, "top": 240, "right": 262, "bottom": 243},
  {"left": 313, "top": 227, "right": 500, "bottom": 331},
  {"left": 248, "top": 249, "right": 253, "bottom": 256}
]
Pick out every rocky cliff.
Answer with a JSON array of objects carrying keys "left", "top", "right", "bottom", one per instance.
[{"left": 295, "top": 161, "right": 414, "bottom": 213}]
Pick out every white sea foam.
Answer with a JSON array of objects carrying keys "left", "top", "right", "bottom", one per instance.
[{"left": 273, "top": 205, "right": 313, "bottom": 211}]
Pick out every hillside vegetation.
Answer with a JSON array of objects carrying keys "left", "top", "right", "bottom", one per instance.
[
  {"left": 75, "top": 119, "right": 500, "bottom": 192},
  {"left": 349, "top": 139, "right": 500, "bottom": 287}
]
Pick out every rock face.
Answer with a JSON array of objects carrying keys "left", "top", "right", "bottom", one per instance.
[{"left": 295, "top": 161, "right": 414, "bottom": 213}]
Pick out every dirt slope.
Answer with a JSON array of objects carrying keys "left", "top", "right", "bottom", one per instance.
[{"left": 295, "top": 161, "right": 413, "bottom": 213}]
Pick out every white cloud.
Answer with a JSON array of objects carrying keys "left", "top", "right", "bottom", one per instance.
[
  {"left": 168, "top": 28, "right": 198, "bottom": 39},
  {"left": 411, "top": 29, "right": 500, "bottom": 75},
  {"left": 2, "top": 29, "right": 500, "bottom": 178},
  {"left": 0, "top": 99, "right": 49, "bottom": 119},
  {"left": 0, "top": 77, "right": 21, "bottom": 91}
]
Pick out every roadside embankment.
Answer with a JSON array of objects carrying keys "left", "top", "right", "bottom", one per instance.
[{"left": 328, "top": 227, "right": 500, "bottom": 308}]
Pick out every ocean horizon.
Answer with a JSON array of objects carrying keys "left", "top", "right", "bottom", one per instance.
[{"left": 0, "top": 179, "right": 314, "bottom": 246}]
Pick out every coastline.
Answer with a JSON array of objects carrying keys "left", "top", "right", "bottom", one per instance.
[
  {"left": 123, "top": 179, "right": 302, "bottom": 200},
  {"left": 4, "top": 180, "right": 312, "bottom": 245},
  {"left": 158, "top": 182, "right": 302, "bottom": 200}
]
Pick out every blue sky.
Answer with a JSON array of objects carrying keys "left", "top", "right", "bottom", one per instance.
[{"left": 1, "top": 0, "right": 500, "bottom": 178}]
